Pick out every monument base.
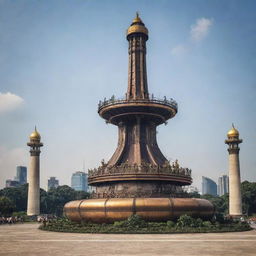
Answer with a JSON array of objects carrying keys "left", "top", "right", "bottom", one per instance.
[
  {"left": 64, "top": 198, "right": 214, "bottom": 223},
  {"left": 227, "top": 214, "right": 244, "bottom": 220}
]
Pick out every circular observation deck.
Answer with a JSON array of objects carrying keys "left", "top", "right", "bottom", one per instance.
[
  {"left": 98, "top": 97, "right": 178, "bottom": 125},
  {"left": 89, "top": 173, "right": 192, "bottom": 186},
  {"left": 88, "top": 165, "right": 192, "bottom": 186}
]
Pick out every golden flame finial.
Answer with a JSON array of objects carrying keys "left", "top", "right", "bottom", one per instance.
[{"left": 133, "top": 11, "right": 142, "bottom": 23}]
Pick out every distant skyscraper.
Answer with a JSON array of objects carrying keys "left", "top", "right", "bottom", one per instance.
[
  {"left": 48, "top": 177, "right": 59, "bottom": 190},
  {"left": 202, "top": 176, "right": 217, "bottom": 196},
  {"left": 16, "top": 166, "right": 27, "bottom": 185},
  {"left": 218, "top": 175, "right": 229, "bottom": 196},
  {"left": 5, "top": 179, "right": 20, "bottom": 188},
  {"left": 71, "top": 172, "right": 88, "bottom": 191}
]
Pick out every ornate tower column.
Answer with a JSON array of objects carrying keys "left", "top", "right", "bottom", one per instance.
[
  {"left": 127, "top": 12, "right": 149, "bottom": 100},
  {"left": 225, "top": 124, "right": 243, "bottom": 217},
  {"left": 27, "top": 127, "right": 43, "bottom": 216},
  {"left": 94, "top": 13, "right": 185, "bottom": 198}
]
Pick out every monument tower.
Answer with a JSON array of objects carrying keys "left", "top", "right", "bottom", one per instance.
[
  {"left": 225, "top": 124, "right": 243, "bottom": 217},
  {"left": 27, "top": 127, "right": 43, "bottom": 216},
  {"left": 92, "top": 13, "right": 189, "bottom": 198},
  {"left": 64, "top": 14, "right": 214, "bottom": 223}
]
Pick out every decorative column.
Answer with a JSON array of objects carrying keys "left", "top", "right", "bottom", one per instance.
[
  {"left": 27, "top": 127, "right": 43, "bottom": 216},
  {"left": 225, "top": 124, "right": 243, "bottom": 217}
]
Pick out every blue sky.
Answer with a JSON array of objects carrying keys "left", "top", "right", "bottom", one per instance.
[{"left": 0, "top": 0, "right": 255, "bottom": 191}]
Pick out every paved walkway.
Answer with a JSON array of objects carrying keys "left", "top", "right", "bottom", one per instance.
[{"left": 0, "top": 223, "right": 256, "bottom": 256}]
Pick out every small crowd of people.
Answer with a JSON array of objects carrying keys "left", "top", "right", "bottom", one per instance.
[
  {"left": 0, "top": 216, "right": 24, "bottom": 224},
  {"left": 248, "top": 217, "right": 256, "bottom": 224},
  {"left": 0, "top": 214, "right": 57, "bottom": 225},
  {"left": 37, "top": 215, "right": 57, "bottom": 226}
]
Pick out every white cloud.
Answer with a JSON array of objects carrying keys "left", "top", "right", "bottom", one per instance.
[
  {"left": 190, "top": 18, "right": 213, "bottom": 42},
  {"left": 171, "top": 44, "right": 187, "bottom": 56},
  {"left": 0, "top": 92, "right": 24, "bottom": 114}
]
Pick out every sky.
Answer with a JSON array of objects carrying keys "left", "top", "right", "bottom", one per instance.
[{"left": 0, "top": 0, "right": 255, "bottom": 191}]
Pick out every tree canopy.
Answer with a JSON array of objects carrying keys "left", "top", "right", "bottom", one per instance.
[
  {"left": 0, "top": 184, "right": 90, "bottom": 216},
  {"left": 0, "top": 181, "right": 255, "bottom": 217}
]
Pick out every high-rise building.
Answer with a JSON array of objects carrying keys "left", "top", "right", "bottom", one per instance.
[
  {"left": 71, "top": 172, "right": 88, "bottom": 192},
  {"left": 48, "top": 177, "right": 59, "bottom": 190},
  {"left": 218, "top": 175, "right": 229, "bottom": 196},
  {"left": 16, "top": 166, "right": 27, "bottom": 185},
  {"left": 6, "top": 179, "right": 20, "bottom": 188},
  {"left": 202, "top": 176, "right": 217, "bottom": 196}
]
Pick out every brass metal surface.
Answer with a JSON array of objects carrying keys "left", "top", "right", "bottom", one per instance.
[
  {"left": 64, "top": 198, "right": 214, "bottom": 223},
  {"left": 227, "top": 124, "right": 239, "bottom": 138},
  {"left": 127, "top": 13, "right": 148, "bottom": 37},
  {"left": 29, "top": 126, "right": 41, "bottom": 141},
  {"left": 127, "top": 25, "right": 148, "bottom": 36}
]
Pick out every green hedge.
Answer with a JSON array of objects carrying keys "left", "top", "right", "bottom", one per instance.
[{"left": 39, "top": 215, "right": 252, "bottom": 234}]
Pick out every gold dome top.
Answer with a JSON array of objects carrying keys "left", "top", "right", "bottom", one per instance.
[
  {"left": 227, "top": 124, "right": 239, "bottom": 138},
  {"left": 127, "top": 12, "right": 148, "bottom": 38},
  {"left": 30, "top": 126, "right": 41, "bottom": 141},
  {"left": 132, "top": 12, "right": 142, "bottom": 23}
]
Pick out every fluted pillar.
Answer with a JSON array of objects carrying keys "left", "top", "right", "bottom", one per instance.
[
  {"left": 228, "top": 152, "right": 242, "bottom": 215},
  {"left": 225, "top": 125, "right": 243, "bottom": 217},
  {"left": 27, "top": 127, "right": 43, "bottom": 216}
]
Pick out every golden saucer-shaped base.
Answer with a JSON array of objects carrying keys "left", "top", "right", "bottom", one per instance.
[{"left": 64, "top": 198, "right": 214, "bottom": 223}]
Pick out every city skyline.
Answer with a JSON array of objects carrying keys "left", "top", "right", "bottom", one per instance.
[
  {"left": 0, "top": 1, "right": 256, "bottom": 191},
  {"left": 71, "top": 171, "right": 88, "bottom": 192}
]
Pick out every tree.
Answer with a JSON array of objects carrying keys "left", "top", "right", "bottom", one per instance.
[
  {"left": 75, "top": 190, "right": 90, "bottom": 200},
  {"left": 0, "top": 184, "right": 28, "bottom": 212},
  {"left": 241, "top": 181, "right": 256, "bottom": 216},
  {"left": 201, "top": 194, "right": 228, "bottom": 214},
  {"left": 0, "top": 196, "right": 15, "bottom": 216},
  {"left": 0, "top": 184, "right": 91, "bottom": 216},
  {"left": 42, "top": 185, "right": 90, "bottom": 216},
  {"left": 187, "top": 191, "right": 201, "bottom": 198}
]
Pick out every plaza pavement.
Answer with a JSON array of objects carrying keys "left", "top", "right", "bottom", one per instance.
[{"left": 0, "top": 223, "right": 256, "bottom": 256}]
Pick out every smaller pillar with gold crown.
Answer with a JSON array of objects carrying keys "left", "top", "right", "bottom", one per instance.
[
  {"left": 27, "top": 127, "right": 43, "bottom": 216},
  {"left": 225, "top": 124, "right": 243, "bottom": 217}
]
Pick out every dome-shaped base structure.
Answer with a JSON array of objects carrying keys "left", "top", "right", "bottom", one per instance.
[{"left": 64, "top": 198, "right": 214, "bottom": 223}]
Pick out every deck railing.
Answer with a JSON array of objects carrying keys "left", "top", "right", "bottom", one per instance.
[
  {"left": 88, "top": 163, "right": 191, "bottom": 179},
  {"left": 98, "top": 95, "right": 178, "bottom": 112}
]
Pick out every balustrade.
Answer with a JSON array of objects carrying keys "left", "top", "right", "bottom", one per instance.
[
  {"left": 88, "top": 162, "right": 191, "bottom": 178},
  {"left": 98, "top": 95, "right": 178, "bottom": 111}
]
